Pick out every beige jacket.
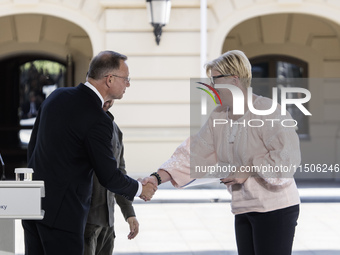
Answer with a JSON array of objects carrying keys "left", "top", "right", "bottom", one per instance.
[{"left": 160, "top": 96, "right": 301, "bottom": 215}]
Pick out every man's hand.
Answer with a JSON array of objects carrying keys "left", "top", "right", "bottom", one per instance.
[
  {"left": 138, "top": 180, "right": 157, "bottom": 201},
  {"left": 127, "top": 216, "right": 139, "bottom": 240}
]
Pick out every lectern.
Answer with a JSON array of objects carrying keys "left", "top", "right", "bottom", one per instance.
[{"left": 0, "top": 181, "right": 45, "bottom": 255}]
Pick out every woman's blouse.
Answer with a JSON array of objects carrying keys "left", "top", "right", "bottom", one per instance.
[{"left": 159, "top": 96, "right": 301, "bottom": 214}]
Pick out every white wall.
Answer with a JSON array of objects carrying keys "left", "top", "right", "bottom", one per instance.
[{"left": 1, "top": 0, "right": 340, "bottom": 179}]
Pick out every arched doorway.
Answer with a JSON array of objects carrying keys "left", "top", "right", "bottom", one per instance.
[
  {"left": 250, "top": 55, "right": 309, "bottom": 139},
  {"left": 217, "top": 12, "right": 340, "bottom": 180},
  {"left": 0, "top": 55, "right": 68, "bottom": 179},
  {"left": 0, "top": 14, "right": 92, "bottom": 179}
]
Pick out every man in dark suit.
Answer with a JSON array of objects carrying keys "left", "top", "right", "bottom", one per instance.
[
  {"left": 21, "top": 91, "right": 42, "bottom": 119},
  {"left": 84, "top": 100, "right": 139, "bottom": 255},
  {"left": 22, "top": 51, "right": 156, "bottom": 255}
]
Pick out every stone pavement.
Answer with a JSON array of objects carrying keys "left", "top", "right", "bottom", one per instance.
[
  {"left": 14, "top": 180, "right": 340, "bottom": 255},
  {"left": 113, "top": 203, "right": 340, "bottom": 255}
]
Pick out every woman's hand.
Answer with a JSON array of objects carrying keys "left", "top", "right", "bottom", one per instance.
[
  {"left": 220, "top": 168, "right": 252, "bottom": 186},
  {"left": 220, "top": 176, "right": 248, "bottom": 185}
]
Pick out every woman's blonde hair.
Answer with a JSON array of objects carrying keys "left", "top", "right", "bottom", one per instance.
[{"left": 205, "top": 50, "right": 252, "bottom": 88}]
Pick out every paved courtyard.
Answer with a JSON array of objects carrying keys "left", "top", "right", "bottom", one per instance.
[{"left": 14, "top": 180, "right": 340, "bottom": 255}]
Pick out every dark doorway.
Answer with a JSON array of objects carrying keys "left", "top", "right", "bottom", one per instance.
[
  {"left": 250, "top": 55, "right": 309, "bottom": 140},
  {"left": 0, "top": 55, "right": 67, "bottom": 179}
]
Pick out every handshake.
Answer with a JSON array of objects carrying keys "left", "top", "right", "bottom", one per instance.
[{"left": 137, "top": 173, "right": 161, "bottom": 201}]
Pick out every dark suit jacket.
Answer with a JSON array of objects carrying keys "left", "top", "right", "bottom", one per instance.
[
  {"left": 86, "top": 112, "right": 135, "bottom": 228},
  {"left": 27, "top": 83, "right": 138, "bottom": 234}
]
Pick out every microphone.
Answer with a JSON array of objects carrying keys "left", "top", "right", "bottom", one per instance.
[{"left": 0, "top": 153, "right": 5, "bottom": 180}]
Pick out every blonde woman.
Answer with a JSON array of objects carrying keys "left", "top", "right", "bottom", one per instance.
[{"left": 144, "top": 50, "right": 300, "bottom": 255}]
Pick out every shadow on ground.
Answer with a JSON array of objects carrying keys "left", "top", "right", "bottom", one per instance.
[{"left": 114, "top": 250, "right": 340, "bottom": 255}]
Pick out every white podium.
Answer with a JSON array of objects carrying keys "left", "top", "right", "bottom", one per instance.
[{"left": 0, "top": 181, "right": 45, "bottom": 255}]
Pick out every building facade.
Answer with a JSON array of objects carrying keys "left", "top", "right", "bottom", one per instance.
[{"left": 0, "top": 0, "right": 340, "bottom": 180}]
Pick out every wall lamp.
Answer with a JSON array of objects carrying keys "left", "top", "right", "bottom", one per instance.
[{"left": 146, "top": 0, "right": 171, "bottom": 45}]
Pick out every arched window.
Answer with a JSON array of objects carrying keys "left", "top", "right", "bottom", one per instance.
[{"left": 250, "top": 55, "right": 309, "bottom": 139}]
